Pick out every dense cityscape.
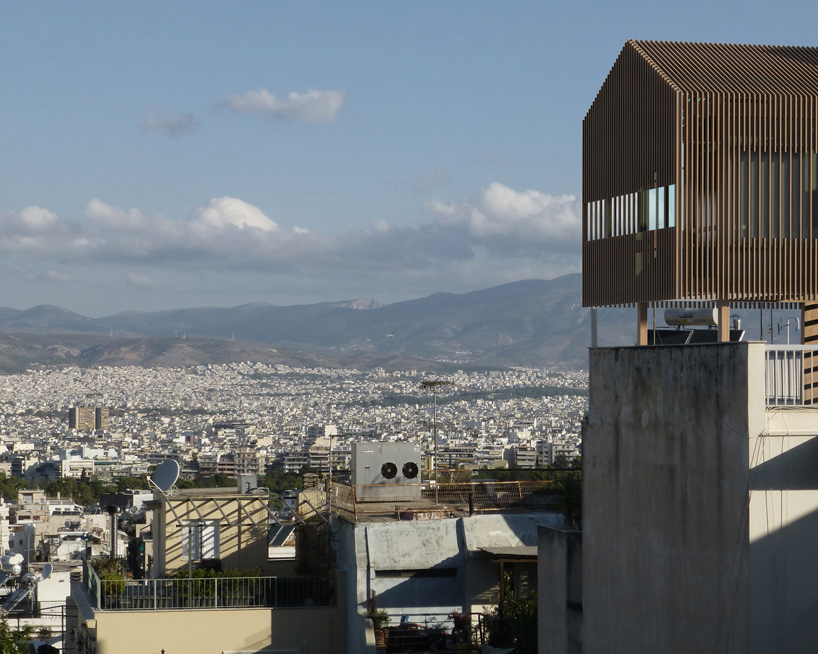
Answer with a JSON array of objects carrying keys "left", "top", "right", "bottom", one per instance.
[
  {"left": 0, "top": 363, "right": 587, "bottom": 486},
  {"left": 5, "top": 5, "right": 811, "bottom": 651}
]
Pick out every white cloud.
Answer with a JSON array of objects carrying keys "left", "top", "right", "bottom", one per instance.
[
  {"left": 428, "top": 182, "right": 580, "bottom": 254},
  {"left": 0, "top": 182, "right": 581, "bottom": 308},
  {"left": 0, "top": 185, "right": 578, "bottom": 268},
  {"left": 224, "top": 88, "right": 345, "bottom": 123},
  {"left": 0, "top": 206, "right": 76, "bottom": 253},
  {"left": 86, "top": 198, "right": 148, "bottom": 230},
  {"left": 427, "top": 200, "right": 455, "bottom": 216},
  {"left": 18, "top": 206, "right": 59, "bottom": 231},
  {"left": 141, "top": 111, "right": 200, "bottom": 138},
  {"left": 188, "top": 197, "right": 277, "bottom": 232}
]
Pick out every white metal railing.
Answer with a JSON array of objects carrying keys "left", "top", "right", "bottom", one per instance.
[
  {"left": 84, "top": 570, "right": 332, "bottom": 611},
  {"left": 765, "top": 345, "right": 818, "bottom": 406}
]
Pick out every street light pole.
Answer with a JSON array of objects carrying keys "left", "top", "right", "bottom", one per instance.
[
  {"left": 421, "top": 380, "right": 452, "bottom": 503},
  {"left": 327, "top": 433, "right": 334, "bottom": 519}
]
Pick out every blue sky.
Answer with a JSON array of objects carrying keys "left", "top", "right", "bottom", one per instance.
[{"left": 1, "top": 1, "right": 815, "bottom": 316}]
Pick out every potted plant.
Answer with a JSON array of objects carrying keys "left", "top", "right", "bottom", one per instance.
[
  {"left": 222, "top": 567, "right": 262, "bottom": 607},
  {"left": 170, "top": 567, "right": 216, "bottom": 607},
  {"left": 192, "top": 567, "right": 217, "bottom": 607},
  {"left": 91, "top": 556, "right": 126, "bottom": 609},
  {"left": 368, "top": 608, "right": 389, "bottom": 650},
  {"left": 450, "top": 611, "right": 472, "bottom": 651}
]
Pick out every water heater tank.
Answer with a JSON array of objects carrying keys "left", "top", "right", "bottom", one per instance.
[{"left": 664, "top": 308, "right": 718, "bottom": 327}]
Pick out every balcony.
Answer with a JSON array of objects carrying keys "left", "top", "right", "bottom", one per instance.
[
  {"left": 83, "top": 561, "right": 333, "bottom": 611},
  {"left": 765, "top": 345, "right": 818, "bottom": 406}
]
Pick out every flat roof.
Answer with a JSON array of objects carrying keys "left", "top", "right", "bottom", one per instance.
[{"left": 477, "top": 546, "right": 538, "bottom": 560}]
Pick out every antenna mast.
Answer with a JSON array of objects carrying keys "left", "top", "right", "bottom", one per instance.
[{"left": 420, "top": 380, "right": 452, "bottom": 503}]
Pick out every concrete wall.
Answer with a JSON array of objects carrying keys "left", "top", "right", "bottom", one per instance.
[
  {"left": 67, "top": 575, "right": 347, "bottom": 654},
  {"left": 335, "top": 515, "right": 373, "bottom": 654},
  {"left": 335, "top": 512, "right": 560, "bottom": 654},
  {"left": 748, "top": 429, "right": 818, "bottom": 653},
  {"left": 157, "top": 493, "right": 270, "bottom": 575},
  {"left": 583, "top": 343, "right": 757, "bottom": 653},
  {"left": 93, "top": 605, "right": 344, "bottom": 653},
  {"left": 538, "top": 526, "right": 582, "bottom": 654}
]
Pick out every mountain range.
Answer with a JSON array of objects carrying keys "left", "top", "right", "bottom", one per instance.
[{"left": 0, "top": 274, "right": 637, "bottom": 372}]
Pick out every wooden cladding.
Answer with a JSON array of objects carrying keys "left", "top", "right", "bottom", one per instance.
[
  {"left": 805, "top": 303, "right": 818, "bottom": 403},
  {"left": 582, "top": 43, "right": 677, "bottom": 206},
  {"left": 583, "top": 229, "right": 676, "bottom": 305},
  {"left": 583, "top": 40, "right": 818, "bottom": 308}
]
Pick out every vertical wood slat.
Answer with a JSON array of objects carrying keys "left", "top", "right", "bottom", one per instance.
[{"left": 583, "top": 40, "right": 818, "bottom": 308}]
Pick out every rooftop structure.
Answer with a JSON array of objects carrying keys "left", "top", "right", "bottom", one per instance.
[
  {"left": 541, "top": 40, "right": 818, "bottom": 654},
  {"left": 542, "top": 341, "right": 818, "bottom": 653},
  {"left": 324, "top": 441, "right": 566, "bottom": 652},
  {"left": 583, "top": 40, "right": 818, "bottom": 346},
  {"left": 67, "top": 482, "right": 345, "bottom": 654}
]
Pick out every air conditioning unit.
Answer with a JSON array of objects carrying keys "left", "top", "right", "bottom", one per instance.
[{"left": 351, "top": 442, "right": 422, "bottom": 501}]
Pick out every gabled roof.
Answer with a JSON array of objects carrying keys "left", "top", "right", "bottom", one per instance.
[{"left": 628, "top": 39, "right": 818, "bottom": 95}]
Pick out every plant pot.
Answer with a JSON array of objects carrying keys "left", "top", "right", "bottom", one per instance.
[{"left": 374, "top": 628, "right": 387, "bottom": 650}]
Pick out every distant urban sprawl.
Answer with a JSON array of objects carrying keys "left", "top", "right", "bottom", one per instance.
[{"left": 0, "top": 363, "right": 587, "bottom": 482}]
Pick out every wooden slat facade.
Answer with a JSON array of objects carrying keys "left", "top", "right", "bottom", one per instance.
[{"left": 583, "top": 40, "right": 818, "bottom": 309}]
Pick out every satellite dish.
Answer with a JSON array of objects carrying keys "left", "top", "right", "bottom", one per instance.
[
  {"left": 40, "top": 563, "right": 52, "bottom": 582},
  {"left": 152, "top": 460, "right": 181, "bottom": 493}
]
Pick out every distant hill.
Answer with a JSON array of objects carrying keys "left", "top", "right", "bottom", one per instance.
[{"left": 0, "top": 275, "right": 639, "bottom": 371}]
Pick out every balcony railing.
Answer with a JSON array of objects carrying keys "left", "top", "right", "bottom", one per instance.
[
  {"left": 84, "top": 562, "right": 333, "bottom": 611},
  {"left": 765, "top": 345, "right": 818, "bottom": 406}
]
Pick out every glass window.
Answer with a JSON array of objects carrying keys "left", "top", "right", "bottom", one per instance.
[{"left": 182, "top": 521, "right": 219, "bottom": 561}]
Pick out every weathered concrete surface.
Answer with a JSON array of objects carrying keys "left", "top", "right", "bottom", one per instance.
[
  {"left": 367, "top": 518, "right": 464, "bottom": 570},
  {"left": 748, "top": 430, "right": 818, "bottom": 653},
  {"left": 583, "top": 343, "right": 754, "bottom": 654},
  {"left": 462, "top": 513, "right": 556, "bottom": 550},
  {"left": 335, "top": 512, "right": 560, "bottom": 654},
  {"left": 538, "top": 526, "right": 582, "bottom": 654},
  {"left": 764, "top": 407, "right": 818, "bottom": 436}
]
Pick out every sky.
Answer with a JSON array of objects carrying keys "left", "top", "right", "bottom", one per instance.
[{"left": 2, "top": 1, "right": 817, "bottom": 317}]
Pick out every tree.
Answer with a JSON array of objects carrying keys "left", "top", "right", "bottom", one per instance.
[
  {"left": 487, "top": 572, "right": 537, "bottom": 654},
  {"left": 0, "top": 474, "right": 28, "bottom": 502},
  {"left": 554, "top": 471, "right": 582, "bottom": 530},
  {"left": 0, "top": 617, "right": 33, "bottom": 654},
  {"left": 552, "top": 453, "right": 571, "bottom": 469},
  {"left": 115, "top": 476, "right": 150, "bottom": 492}
]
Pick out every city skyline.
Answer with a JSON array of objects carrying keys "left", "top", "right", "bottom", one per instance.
[{"left": 2, "top": 2, "right": 815, "bottom": 316}]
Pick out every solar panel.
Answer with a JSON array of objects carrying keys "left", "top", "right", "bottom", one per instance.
[{"left": 269, "top": 524, "right": 296, "bottom": 547}]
